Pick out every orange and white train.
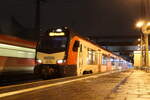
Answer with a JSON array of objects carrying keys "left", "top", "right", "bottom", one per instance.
[
  {"left": 34, "top": 27, "right": 132, "bottom": 79},
  {"left": 0, "top": 34, "right": 36, "bottom": 76}
]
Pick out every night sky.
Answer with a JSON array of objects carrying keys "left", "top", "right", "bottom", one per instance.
[{"left": 0, "top": 0, "right": 142, "bottom": 40}]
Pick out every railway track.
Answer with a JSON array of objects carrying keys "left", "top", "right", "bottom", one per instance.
[{"left": 0, "top": 73, "right": 41, "bottom": 86}]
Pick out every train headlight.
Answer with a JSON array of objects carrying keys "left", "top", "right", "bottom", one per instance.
[
  {"left": 56, "top": 28, "right": 62, "bottom": 32},
  {"left": 56, "top": 59, "right": 65, "bottom": 64},
  {"left": 37, "top": 59, "right": 42, "bottom": 64}
]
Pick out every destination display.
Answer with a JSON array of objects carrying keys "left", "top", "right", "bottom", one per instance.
[{"left": 49, "top": 32, "right": 65, "bottom": 36}]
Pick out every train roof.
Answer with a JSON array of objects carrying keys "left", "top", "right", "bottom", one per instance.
[
  {"left": 0, "top": 34, "right": 36, "bottom": 48},
  {"left": 73, "top": 34, "right": 127, "bottom": 61}
]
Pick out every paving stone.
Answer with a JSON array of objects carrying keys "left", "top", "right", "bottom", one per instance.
[{"left": 106, "top": 70, "right": 150, "bottom": 100}]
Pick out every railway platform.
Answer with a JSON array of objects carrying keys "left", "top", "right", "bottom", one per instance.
[
  {"left": 106, "top": 70, "right": 150, "bottom": 100},
  {"left": 0, "top": 70, "right": 132, "bottom": 100}
]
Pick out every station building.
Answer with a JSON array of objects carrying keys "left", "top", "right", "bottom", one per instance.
[{"left": 134, "top": 51, "right": 150, "bottom": 67}]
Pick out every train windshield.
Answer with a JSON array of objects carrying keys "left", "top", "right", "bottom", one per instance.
[{"left": 37, "top": 37, "right": 68, "bottom": 53}]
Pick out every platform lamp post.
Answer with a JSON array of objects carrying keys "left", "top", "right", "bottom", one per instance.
[
  {"left": 136, "top": 20, "right": 150, "bottom": 68},
  {"left": 138, "top": 36, "right": 143, "bottom": 66},
  {"left": 141, "top": 22, "right": 150, "bottom": 68},
  {"left": 136, "top": 21, "right": 145, "bottom": 67}
]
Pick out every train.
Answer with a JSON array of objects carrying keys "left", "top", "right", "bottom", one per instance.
[
  {"left": 0, "top": 34, "right": 36, "bottom": 77},
  {"left": 34, "top": 27, "right": 132, "bottom": 79}
]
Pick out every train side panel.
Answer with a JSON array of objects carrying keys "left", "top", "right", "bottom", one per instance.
[
  {"left": 0, "top": 56, "right": 35, "bottom": 74},
  {"left": 70, "top": 36, "right": 116, "bottom": 75}
]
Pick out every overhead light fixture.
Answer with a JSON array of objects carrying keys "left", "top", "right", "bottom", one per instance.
[
  {"left": 136, "top": 20, "right": 145, "bottom": 28},
  {"left": 56, "top": 29, "right": 62, "bottom": 32}
]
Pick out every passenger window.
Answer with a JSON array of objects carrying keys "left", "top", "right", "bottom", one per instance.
[
  {"left": 87, "top": 49, "right": 97, "bottom": 65},
  {"left": 102, "top": 54, "right": 108, "bottom": 65},
  {"left": 110, "top": 57, "right": 115, "bottom": 66}
]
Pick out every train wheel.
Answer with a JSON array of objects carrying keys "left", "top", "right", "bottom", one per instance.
[
  {"left": 83, "top": 70, "right": 93, "bottom": 75},
  {"left": 34, "top": 65, "right": 41, "bottom": 75}
]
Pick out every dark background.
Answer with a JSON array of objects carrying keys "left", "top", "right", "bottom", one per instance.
[{"left": 0, "top": 0, "right": 142, "bottom": 41}]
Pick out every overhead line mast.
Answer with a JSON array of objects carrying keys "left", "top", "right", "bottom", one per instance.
[{"left": 35, "top": 0, "right": 47, "bottom": 40}]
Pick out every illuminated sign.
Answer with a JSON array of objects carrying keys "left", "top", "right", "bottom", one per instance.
[{"left": 49, "top": 32, "right": 65, "bottom": 36}]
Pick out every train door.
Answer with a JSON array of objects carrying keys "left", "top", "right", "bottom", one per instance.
[
  {"left": 77, "top": 42, "right": 83, "bottom": 76},
  {"left": 106, "top": 55, "right": 109, "bottom": 71},
  {"left": 98, "top": 50, "right": 101, "bottom": 72}
]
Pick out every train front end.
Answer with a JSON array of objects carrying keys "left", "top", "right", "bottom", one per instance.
[{"left": 34, "top": 27, "right": 70, "bottom": 79}]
